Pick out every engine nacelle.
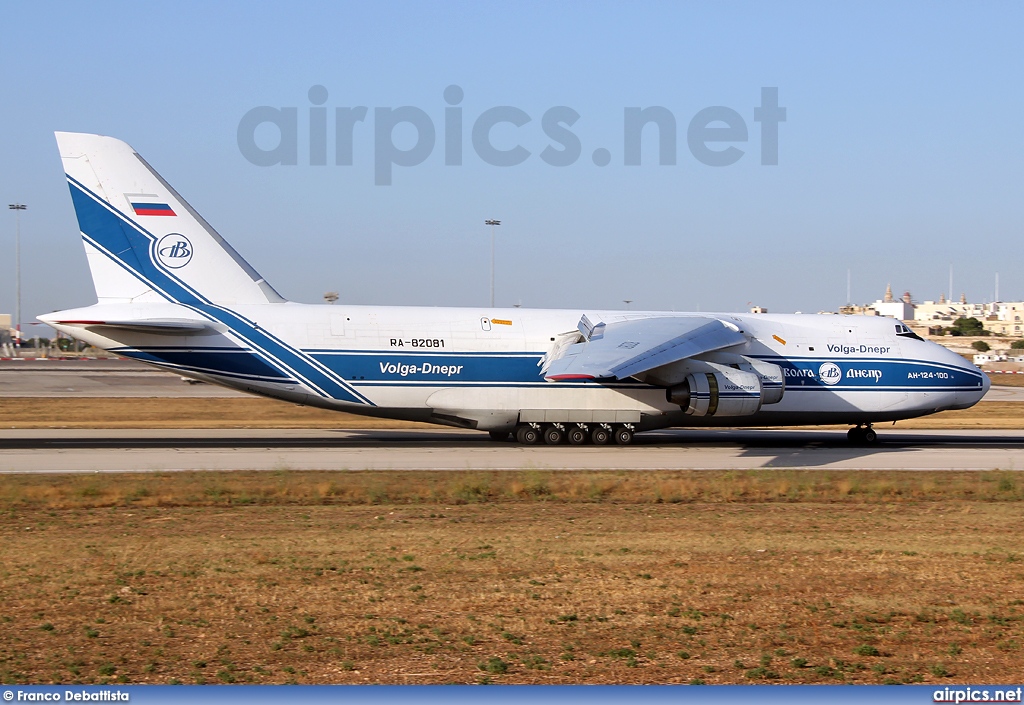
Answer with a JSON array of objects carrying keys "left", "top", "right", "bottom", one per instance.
[
  {"left": 651, "top": 355, "right": 785, "bottom": 417},
  {"left": 745, "top": 358, "right": 784, "bottom": 405},
  {"left": 665, "top": 357, "right": 784, "bottom": 417},
  {"left": 667, "top": 368, "right": 762, "bottom": 417}
]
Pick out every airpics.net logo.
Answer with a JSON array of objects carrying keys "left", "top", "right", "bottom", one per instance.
[{"left": 237, "top": 85, "right": 786, "bottom": 185}]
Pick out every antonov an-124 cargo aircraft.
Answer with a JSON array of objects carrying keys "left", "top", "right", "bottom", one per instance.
[{"left": 42, "top": 132, "right": 989, "bottom": 445}]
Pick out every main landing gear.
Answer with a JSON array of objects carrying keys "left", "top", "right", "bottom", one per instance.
[
  {"left": 513, "top": 422, "right": 635, "bottom": 445},
  {"left": 847, "top": 424, "right": 878, "bottom": 444}
]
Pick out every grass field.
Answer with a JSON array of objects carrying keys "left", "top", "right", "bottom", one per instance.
[
  {"left": 0, "top": 397, "right": 431, "bottom": 429},
  {"left": 986, "top": 375, "right": 1024, "bottom": 387},
  {"left": 1, "top": 470, "right": 1023, "bottom": 685},
  {"left": 1, "top": 396, "right": 1023, "bottom": 429}
]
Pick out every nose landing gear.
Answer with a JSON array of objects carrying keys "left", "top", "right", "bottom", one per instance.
[{"left": 847, "top": 424, "right": 878, "bottom": 444}]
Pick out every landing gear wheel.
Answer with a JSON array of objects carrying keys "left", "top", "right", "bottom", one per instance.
[
  {"left": 543, "top": 425, "right": 566, "bottom": 445},
  {"left": 591, "top": 426, "right": 611, "bottom": 445},
  {"left": 489, "top": 430, "right": 511, "bottom": 442},
  {"left": 847, "top": 425, "right": 878, "bottom": 444},
  {"left": 567, "top": 427, "right": 589, "bottom": 445},
  {"left": 614, "top": 426, "right": 634, "bottom": 445},
  {"left": 516, "top": 425, "right": 540, "bottom": 445}
]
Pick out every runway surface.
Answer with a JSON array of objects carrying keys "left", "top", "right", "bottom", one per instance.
[
  {"left": 2, "top": 428, "right": 1024, "bottom": 473},
  {"left": 980, "top": 384, "right": 1024, "bottom": 401}
]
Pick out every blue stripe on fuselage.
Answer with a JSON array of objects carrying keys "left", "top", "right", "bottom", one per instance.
[
  {"left": 106, "top": 345, "right": 982, "bottom": 393},
  {"left": 112, "top": 347, "right": 291, "bottom": 381},
  {"left": 312, "top": 351, "right": 545, "bottom": 383},
  {"left": 754, "top": 355, "right": 984, "bottom": 391}
]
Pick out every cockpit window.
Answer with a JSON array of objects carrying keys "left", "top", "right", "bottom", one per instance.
[{"left": 895, "top": 323, "right": 923, "bottom": 341}]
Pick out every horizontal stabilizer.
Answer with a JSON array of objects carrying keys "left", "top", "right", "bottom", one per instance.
[{"left": 46, "top": 318, "right": 214, "bottom": 335}]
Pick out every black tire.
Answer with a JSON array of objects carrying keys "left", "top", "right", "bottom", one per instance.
[
  {"left": 543, "top": 425, "right": 565, "bottom": 445},
  {"left": 516, "top": 425, "right": 540, "bottom": 445},
  {"left": 567, "top": 427, "right": 588, "bottom": 445},
  {"left": 847, "top": 427, "right": 862, "bottom": 442},
  {"left": 614, "top": 426, "right": 634, "bottom": 445},
  {"left": 488, "top": 430, "right": 511, "bottom": 442},
  {"left": 591, "top": 426, "right": 611, "bottom": 445},
  {"left": 863, "top": 428, "right": 877, "bottom": 444}
]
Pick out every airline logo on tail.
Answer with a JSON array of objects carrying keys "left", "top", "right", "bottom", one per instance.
[{"left": 156, "top": 233, "right": 193, "bottom": 268}]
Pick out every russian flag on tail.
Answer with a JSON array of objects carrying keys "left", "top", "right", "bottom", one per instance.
[{"left": 131, "top": 202, "right": 176, "bottom": 216}]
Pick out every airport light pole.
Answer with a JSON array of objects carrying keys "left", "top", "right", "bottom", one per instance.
[
  {"left": 485, "top": 219, "right": 501, "bottom": 307},
  {"left": 8, "top": 204, "right": 26, "bottom": 353}
]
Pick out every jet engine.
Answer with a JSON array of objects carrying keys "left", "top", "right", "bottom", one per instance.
[{"left": 666, "top": 359, "right": 785, "bottom": 417}]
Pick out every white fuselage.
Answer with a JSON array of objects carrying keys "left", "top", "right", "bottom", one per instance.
[{"left": 46, "top": 302, "right": 990, "bottom": 432}]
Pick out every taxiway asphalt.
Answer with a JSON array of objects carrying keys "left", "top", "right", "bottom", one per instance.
[
  {"left": 0, "top": 358, "right": 244, "bottom": 397},
  {"left": 2, "top": 428, "right": 1023, "bottom": 473}
]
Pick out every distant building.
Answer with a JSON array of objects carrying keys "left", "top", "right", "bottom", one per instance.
[
  {"left": 973, "top": 352, "right": 1008, "bottom": 365},
  {"left": 981, "top": 302, "right": 1024, "bottom": 337},
  {"left": 839, "top": 285, "right": 913, "bottom": 320},
  {"left": 0, "top": 315, "right": 11, "bottom": 357},
  {"left": 912, "top": 299, "right": 1024, "bottom": 336},
  {"left": 874, "top": 298, "right": 914, "bottom": 321},
  {"left": 838, "top": 303, "right": 877, "bottom": 316},
  {"left": 871, "top": 285, "right": 915, "bottom": 321},
  {"left": 837, "top": 287, "right": 1024, "bottom": 336},
  {"left": 914, "top": 298, "right": 991, "bottom": 323}
]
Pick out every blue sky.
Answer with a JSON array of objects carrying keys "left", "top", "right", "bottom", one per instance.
[{"left": 1, "top": 1, "right": 1022, "bottom": 330}]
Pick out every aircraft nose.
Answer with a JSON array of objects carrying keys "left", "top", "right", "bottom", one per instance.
[{"left": 955, "top": 353, "right": 989, "bottom": 406}]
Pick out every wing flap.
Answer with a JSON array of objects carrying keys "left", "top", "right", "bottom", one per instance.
[{"left": 544, "top": 316, "right": 747, "bottom": 381}]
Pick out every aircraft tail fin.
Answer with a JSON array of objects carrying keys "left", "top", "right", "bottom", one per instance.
[{"left": 55, "top": 131, "right": 285, "bottom": 306}]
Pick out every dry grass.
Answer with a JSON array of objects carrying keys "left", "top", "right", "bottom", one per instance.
[
  {"left": 1, "top": 397, "right": 1022, "bottom": 429},
  {"left": 889, "top": 402, "right": 1024, "bottom": 429},
  {"left": 1, "top": 482, "right": 1022, "bottom": 685},
  {"left": 1, "top": 469, "right": 1023, "bottom": 510},
  {"left": 988, "top": 375, "right": 1024, "bottom": 387},
  {"left": 0, "top": 398, "right": 429, "bottom": 429}
]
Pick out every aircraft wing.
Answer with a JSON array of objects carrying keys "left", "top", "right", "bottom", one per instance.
[{"left": 543, "top": 316, "right": 747, "bottom": 381}]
